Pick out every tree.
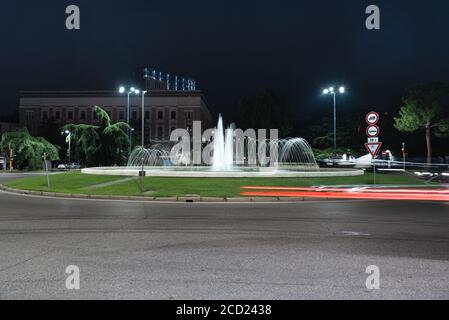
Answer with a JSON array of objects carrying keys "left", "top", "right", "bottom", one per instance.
[
  {"left": 394, "top": 83, "right": 449, "bottom": 164},
  {"left": 0, "top": 128, "right": 60, "bottom": 170},
  {"left": 39, "top": 118, "right": 66, "bottom": 160},
  {"left": 63, "top": 106, "right": 130, "bottom": 166},
  {"left": 239, "top": 90, "right": 293, "bottom": 137},
  {"left": 309, "top": 115, "right": 360, "bottom": 151}
]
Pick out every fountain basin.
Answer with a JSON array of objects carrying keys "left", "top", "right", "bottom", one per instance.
[{"left": 82, "top": 166, "right": 364, "bottom": 178}]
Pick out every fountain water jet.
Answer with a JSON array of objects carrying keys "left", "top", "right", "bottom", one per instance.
[
  {"left": 212, "top": 115, "right": 234, "bottom": 171},
  {"left": 83, "top": 116, "right": 363, "bottom": 178}
]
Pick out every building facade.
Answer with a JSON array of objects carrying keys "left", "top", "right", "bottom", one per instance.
[
  {"left": 0, "top": 122, "right": 19, "bottom": 136},
  {"left": 18, "top": 90, "right": 213, "bottom": 144}
]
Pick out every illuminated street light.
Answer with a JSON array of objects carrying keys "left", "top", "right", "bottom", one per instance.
[
  {"left": 322, "top": 85, "right": 346, "bottom": 152},
  {"left": 61, "top": 130, "right": 72, "bottom": 166},
  {"left": 141, "top": 90, "right": 147, "bottom": 149},
  {"left": 137, "top": 90, "right": 149, "bottom": 192},
  {"left": 118, "top": 86, "right": 140, "bottom": 156}
]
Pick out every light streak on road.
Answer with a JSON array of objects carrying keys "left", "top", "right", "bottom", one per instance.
[{"left": 240, "top": 186, "right": 449, "bottom": 201}]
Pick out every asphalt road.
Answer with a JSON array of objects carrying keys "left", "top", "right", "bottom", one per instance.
[{"left": 1, "top": 173, "right": 449, "bottom": 299}]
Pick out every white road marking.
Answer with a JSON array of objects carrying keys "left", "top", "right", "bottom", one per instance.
[{"left": 339, "top": 231, "right": 371, "bottom": 237}]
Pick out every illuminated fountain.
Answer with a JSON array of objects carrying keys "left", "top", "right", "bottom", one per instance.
[
  {"left": 82, "top": 116, "right": 363, "bottom": 178},
  {"left": 212, "top": 116, "right": 234, "bottom": 171}
]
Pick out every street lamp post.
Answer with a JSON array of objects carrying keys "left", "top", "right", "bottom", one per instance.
[
  {"left": 323, "top": 86, "right": 345, "bottom": 152},
  {"left": 119, "top": 86, "right": 139, "bottom": 155},
  {"left": 141, "top": 90, "right": 147, "bottom": 148},
  {"left": 62, "top": 130, "right": 71, "bottom": 165},
  {"left": 139, "top": 91, "right": 148, "bottom": 193}
]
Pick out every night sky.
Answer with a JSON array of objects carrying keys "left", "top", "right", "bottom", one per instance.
[{"left": 1, "top": 0, "right": 449, "bottom": 121}]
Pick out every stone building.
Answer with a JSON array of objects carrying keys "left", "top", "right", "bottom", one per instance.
[{"left": 18, "top": 89, "right": 213, "bottom": 144}]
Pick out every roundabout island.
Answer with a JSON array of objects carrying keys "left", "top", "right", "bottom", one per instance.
[
  {"left": 82, "top": 116, "right": 364, "bottom": 179},
  {"left": 81, "top": 166, "right": 364, "bottom": 178}
]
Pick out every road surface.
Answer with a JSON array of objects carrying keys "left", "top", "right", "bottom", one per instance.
[{"left": 1, "top": 173, "right": 449, "bottom": 299}]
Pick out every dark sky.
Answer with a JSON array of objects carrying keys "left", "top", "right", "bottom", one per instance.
[{"left": 1, "top": 0, "right": 449, "bottom": 120}]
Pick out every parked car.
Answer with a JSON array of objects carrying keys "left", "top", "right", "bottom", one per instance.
[
  {"left": 317, "top": 153, "right": 357, "bottom": 168},
  {"left": 57, "top": 163, "right": 81, "bottom": 170}
]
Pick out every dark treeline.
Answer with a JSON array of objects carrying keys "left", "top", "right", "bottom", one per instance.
[{"left": 237, "top": 84, "right": 449, "bottom": 160}]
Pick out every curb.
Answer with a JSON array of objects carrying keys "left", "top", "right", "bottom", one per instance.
[{"left": 0, "top": 184, "right": 335, "bottom": 203}]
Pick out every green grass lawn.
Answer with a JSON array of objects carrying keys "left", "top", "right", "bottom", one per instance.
[
  {"left": 4, "top": 172, "right": 123, "bottom": 194},
  {"left": 3, "top": 171, "right": 433, "bottom": 198}
]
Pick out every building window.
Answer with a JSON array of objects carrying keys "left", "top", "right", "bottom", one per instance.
[
  {"left": 132, "top": 111, "right": 137, "bottom": 120},
  {"left": 158, "top": 110, "right": 164, "bottom": 120},
  {"left": 145, "top": 111, "right": 150, "bottom": 120},
  {"left": 171, "top": 127, "right": 176, "bottom": 134},
  {"left": 93, "top": 110, "right": 98, "bottom": 120},
  {"left": 67, "top": 111, "right": 74, "bottom": 121},
  {"left": 55, "top": 111, "right": 61, "bottom": 121},
  {"left": 26, "top": 111, "right": 34, "bottom": 122},
  {"left": 185, "top": 111, "right": 193, "bottom": 120},
  {"left": 80, "top": 111, "right": 86, "bottom": 121},
  {"left": 171, "top": 110, "right": 177, "bottom": 120},
  {"left": 157, "top": 126, "right": 163, "bottom": 138},
  {"left": 42, "top": 111, "right": 48, "bottom": 121}
]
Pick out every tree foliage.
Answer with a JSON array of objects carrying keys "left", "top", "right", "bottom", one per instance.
[
  {"left": 394, "top": 83, "right": 449, "bottom": 163},
  {"left": 310, "top": 120, "right": 357, "bottom": 150},
  {"left": 63, "top": 106, "right": 130, "bottom": 166},
  {"left": 0, "top": 128, "right": 60, "bottom": 170},
  {"left": 239, "top": 90, "right": 293, "bottom": 137},
  {"left": 394, "top": 83, "right": 449, "bottom": 133}
]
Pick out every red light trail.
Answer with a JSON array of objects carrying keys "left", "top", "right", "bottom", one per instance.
[{"left": 240, "top": 186, "right": 449, "bottom": 201}]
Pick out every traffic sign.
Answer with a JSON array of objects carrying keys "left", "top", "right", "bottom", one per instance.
[
  {"left": 366, "top": 111, "right": 379, "bottom": 125},
  {"left": 366, "top": 125, "right": 380, "bottom": 137},
  {"left": 365, "top": 142, "right": 382, "bottom": 157},
  {"left": 368, "top": 137, "right": 379, "bottom": 143}
]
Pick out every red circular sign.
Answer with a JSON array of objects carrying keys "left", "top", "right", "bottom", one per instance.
[
  {"left": 366, "top": 125, "right": 380, "bottom": 137},
  {"left": 366, "top": 111, "right": 379, "bottom": 125}
]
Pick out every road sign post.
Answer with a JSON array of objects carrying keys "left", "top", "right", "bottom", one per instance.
[
  {"left": 365, "top": 111, "right": 379, "bottom": 125},
  {"left": 402, "top": 142, "right": 406, "bottom": 171},
  {"left": 365, "top": 111, "right": 381, "bottom": 186},
  {"left": 365, "top": 142, "right": 383, "bottom": 157},
  {"left": 366, "top": 125, "right": 380, "bottom": 137},
  {"left": 43, "top": 152, "right": 51, "bottom": 188},
  {"left": 140, "top": 156, "right": 146, "bottom": 193}
]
